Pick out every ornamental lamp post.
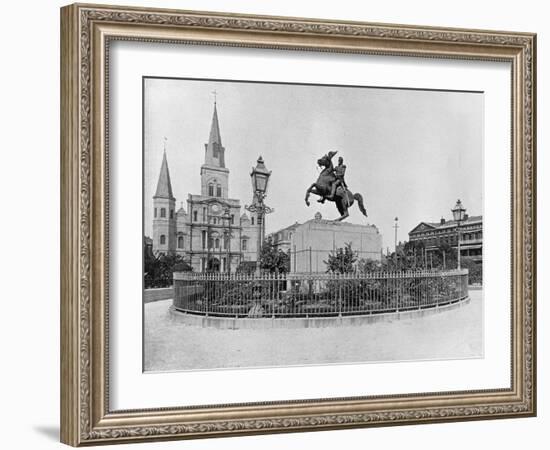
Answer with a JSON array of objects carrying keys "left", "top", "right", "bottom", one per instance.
[
  {"left": 393, "top": 217, "right": 399, "bottom": 269},
  {"left": 245, "top": 156, "right": 274, "bottom": 275},
  {"left": 222, "top": 206, "right": 232, "bottom": 273},
  {"left": 451, "top": 199, "right": 466, "bottom": 270},
  {"left": 250, "top": 155, "right": 271, "bottom": 196}
]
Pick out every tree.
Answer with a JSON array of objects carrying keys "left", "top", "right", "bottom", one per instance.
[
  {"left": 324, "top": 242, "right": 357, "bottom": 274},
  {"left": 236, "top": 261, "right": 256, "bottom": 274},
  {"left": 259, "top": 238, "right": 290, "bottom": 273},
  {"left": 144, "top": 239, "right": 191, "bottom": 288},
  {"left": 357, "top": 258, "right": 382, "bottom": 273},
  {"left": 402, "top": 240, "right": 427, "bottom": 269},
  {"left": 460, "top": 257, "right": 483, "bottom": 284},
  {"left": 433, "top": 243, "right": 457, "bottom": 269},
  {"left": 382, "top": 240, "right": 425, "bottom": 271}
]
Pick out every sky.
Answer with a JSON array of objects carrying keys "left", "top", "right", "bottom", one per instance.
[{"left": 143, "top": 78, "right": 483, "bottom": 250}]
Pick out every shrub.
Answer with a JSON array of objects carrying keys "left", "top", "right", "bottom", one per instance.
[{"left": 324, "top": 243, "right": 357, "bottom": 274}]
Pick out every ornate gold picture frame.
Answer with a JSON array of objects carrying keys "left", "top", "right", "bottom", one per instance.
[{"left": 60, "top": 3, "right": 536, "bottom": 446}]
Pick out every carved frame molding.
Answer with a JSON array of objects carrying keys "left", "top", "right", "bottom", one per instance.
[{"left": 60, "top": 3, "right": 536, "bottom": 446}]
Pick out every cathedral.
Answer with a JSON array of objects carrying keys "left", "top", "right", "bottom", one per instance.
[{"left": 152, "top": 101, "right": 259, "bottom": 272}]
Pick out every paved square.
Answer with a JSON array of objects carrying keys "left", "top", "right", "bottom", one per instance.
[{"left": 144, "top": 289, "right": 483, "bottom": 372}]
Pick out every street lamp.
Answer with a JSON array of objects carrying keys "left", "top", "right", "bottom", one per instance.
[
  {"left": 245, "top": 156, "right": 274, "bottom": 274},
  {"left": 451, "top": 199, "right": 466, "bottom": 270},
  {"left": 250, "top": 155, "right": 271, "bottom": 198},
  {"left": 393, "top": 217, "right": 399, "bottom": 269},
  {"left": 393, "top": 217, "right": 399, "bottom": 252},
  {"left": 221, "top": 206, "right": 233, "bottom": 273}
]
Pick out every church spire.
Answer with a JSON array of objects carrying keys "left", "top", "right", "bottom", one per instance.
[
  {"left": 154, "top": 141, "right": 174, "bottom": 199},
  {"left": 204, "top": 99, "right": 225, "bottom": 168},
  {"left": 208, "top": 102, "right": 222, "bottom": 146}
]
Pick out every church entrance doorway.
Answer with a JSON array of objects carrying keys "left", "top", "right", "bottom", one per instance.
[{"left": 207, "top": 257, "right": 221, "bottom": 272}]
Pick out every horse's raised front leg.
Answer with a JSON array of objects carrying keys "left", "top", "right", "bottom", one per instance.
[{"left": 305, "top": 183, "right": 316, "bottom": 207}]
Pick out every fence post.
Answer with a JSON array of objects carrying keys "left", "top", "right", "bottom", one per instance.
[
  {"left": 272, "top": 273, "right": 276, "bottom": 319},
  {"left": 205, "top": 283, "right": 209, "bottom": 317},
  {"left": 338, "top": 274, "right": 342, "bottom": 317},
  {"left": 395, "top": 271, "right": 399, "bottom": 312}
]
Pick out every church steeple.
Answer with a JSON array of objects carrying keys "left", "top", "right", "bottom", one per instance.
[
  {"left": 204, "top": 101, "right": 226, "bottom": 168},
  {"left": 152, "top": 139, "right": 176, "bottom": 255},
  {"left": 154, "top": 145, "right": 175, "bottom": 200},
  {"left": 209, "top": 102, "right": 222, "bottom": 146},
  {"left": 201, "top": 99, "right": 230, "bottom": 198}
]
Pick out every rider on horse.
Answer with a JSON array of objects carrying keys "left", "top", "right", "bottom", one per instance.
[
  {"left": 305, "top": 150, "right": 367, "bottom": 221},
  {"left": 318, "top": 153, "right": 348, "bottom": 204},
  {"left": 328, "top": 156, "right": 347, "bottom": 199}
]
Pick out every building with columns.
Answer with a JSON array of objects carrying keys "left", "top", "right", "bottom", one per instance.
[
  {"left": 408, "top": 202, "right": 482, "bottom": 263},
  {"left": 152, "top": 101, "right": 259, "bottom": 272}
]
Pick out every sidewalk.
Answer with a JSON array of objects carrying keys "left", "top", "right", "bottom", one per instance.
[{"left": 144, "top": 289, "right": 483, "bottom": 372}]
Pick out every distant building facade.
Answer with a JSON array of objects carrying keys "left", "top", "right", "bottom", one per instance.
[
  {"left": 408, "top": 210, "right": 482, "bottom": 263},
  {"left": 269, "top": 222, "right": 301, "bottom": 253},
  {"left": 268, "top": 212, "right": 382, "bottom": 273},
  {"left": 152, "top": 102, "right": 259, "bottom": 272}
]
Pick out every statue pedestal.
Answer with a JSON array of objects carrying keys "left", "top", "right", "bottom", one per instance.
[{"left": 289, "top": 217, "right": 382, "bottom": 273}]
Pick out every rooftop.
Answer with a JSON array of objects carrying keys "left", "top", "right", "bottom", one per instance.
[
  {"left": 154, "top": 150, "right": 175, "bottom": 200},
  {"left": 410, "top": 215, "right": 483, "bottom": 234}
]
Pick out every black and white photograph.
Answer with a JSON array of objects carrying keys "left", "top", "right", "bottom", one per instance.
[
  {"left": 1, "top": 0, "right": 543, "bottom": 447},
  {"left": 143, "top": 77, "right": 484, "bottom": 372}
]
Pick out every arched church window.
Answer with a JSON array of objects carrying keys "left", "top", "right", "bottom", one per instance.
[
  {"left": 160, "top": 208, "right": 166, "bottom": 218},
  {"left": 154, "top": 208, "right": 157, "bottom": 218},
  {"left": 215, "top": 238, "right": 220, "bottom": 249},
  {"left": 208, "top": 184, "right": 214, "bottom": 197},
  {"left": 242, "top": 239, "right": 247, "bottom": 251},
  {"left": 178, "top": 236, "right": 184, "bottom": 249},
  {"left": 160, "top": 235, "right": 166, "bottom": 245},
  {"left": 216, "top": 184, "right": 222, "bottom": 197},
  {"left": 193, "top": 210, "right": 198, "bottom": 222}
]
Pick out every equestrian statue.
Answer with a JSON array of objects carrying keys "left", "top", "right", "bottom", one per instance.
[{"left": 305, "top": 151, "right": 367, "bottom": 221}]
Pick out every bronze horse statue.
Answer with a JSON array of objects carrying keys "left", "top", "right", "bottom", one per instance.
[{"left": 305, "top": 151, "right": 367, "bottom": 221}]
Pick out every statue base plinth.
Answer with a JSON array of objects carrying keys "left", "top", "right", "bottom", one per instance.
[{"left": 289, "top": 217, "right": 382, "bottom": 273}]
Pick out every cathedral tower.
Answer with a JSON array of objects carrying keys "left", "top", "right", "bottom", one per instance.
[
  {"left": 200, "top": 102, "right": 230, "bottom": 198},
  {"left": 152, "top": 145, "right": 176, "bottom": 254}
]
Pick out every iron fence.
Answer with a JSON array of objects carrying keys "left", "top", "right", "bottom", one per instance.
[{"left": 173, "top": 269, "right": 469, "bottom": 319}]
